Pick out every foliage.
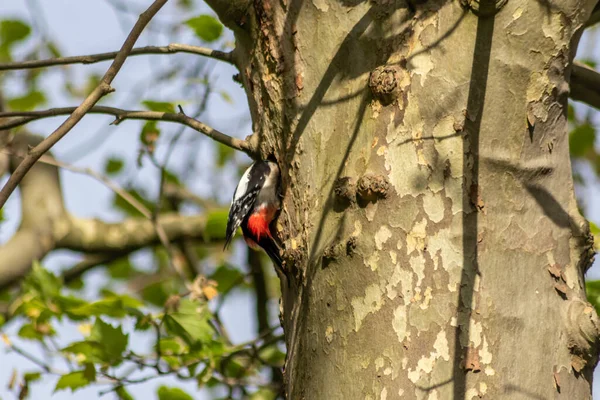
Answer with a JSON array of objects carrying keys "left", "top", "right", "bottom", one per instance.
[{"left": 2, "top": 262, "right": 283, "bottom": 398}]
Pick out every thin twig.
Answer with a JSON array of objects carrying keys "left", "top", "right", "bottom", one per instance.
[
  {"left": 6, "top": 342, "right": 54, "bottom": 373},
  {"left": 0, "top": 106, "right": 255, "bottom": 156},
  {"left": 0, "top": 43, "right": 233, "bottom": 71},
  {"left": 39, "top": 155, "right": 151, "bottom": 218},
  {"left": 0, "top": 0, "right": 168, "bottom": 210}
]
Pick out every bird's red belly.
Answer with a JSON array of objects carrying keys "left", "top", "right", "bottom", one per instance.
[{"left": 247, "top": 207, "right": 273, "bottom": 241}]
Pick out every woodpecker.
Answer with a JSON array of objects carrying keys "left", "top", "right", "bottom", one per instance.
[{"left": 224, "top": 160, "right": 283, "bottom": 269}]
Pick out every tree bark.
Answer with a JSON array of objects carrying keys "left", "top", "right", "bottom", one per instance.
[{"left": 220, "top": 0, "right": 600, "bottom": 398}]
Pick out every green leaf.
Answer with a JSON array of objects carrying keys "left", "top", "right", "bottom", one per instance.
[
  {"left": 113, "top": 187, "right": 154, "bottom": 217},
  {"left": 185, "top": 15, "right": 223, "bottom": 43},
  {"left": 142, "top": 100, "right": 176, "bottom": 113},
  {"left": 46, "top": 41, "right": 61, "bottom": 58},
  {"left": 569, "top": 123, "right": 596, "bottom": 158},
  {"left": 580, "top": 58, "right": 597, "bottom": 69},
  {"left": 66, "top": 295, "right": 142, "bottom": 318},
  {"left": 164, "top": 299, "right": 214, "bottom": 344},
  {"left": 249, "top": 388, "right": 277, "bottom": 400},
  {"left": 54, "top": 370, "right": 93, "bottom": 393},
  {"left": 205, "top": 210, "right": 229, "bottom": 240},
  {"left": 0, "top": 20, "right": 31, "bottom": 49},
  {"left": 157, "top": 386, "right": 194, "bottom": 400},
  {"left": 162, "top": 168, "right": 181, "bottom": 186},
  {"left": 88, "top": 318, "right": 128, "bottom": 364},
  {"left": 7, "top": 90, "right": 46, "bottom": 111},
  {"left": 217, "top": 143, "right": 235, "bottom": 167},
  {"left": 177, "top": 0, "right": 194, "bottom": 10},
  {"left": 158, "top": 338, "right": 184, "bottom": 355},
  {"left": 259, "top": 345, "right": 285, "bottom": 367},
  {"left": 139, "top": 120, "right": 161, "bottom": 152},
  {"left": 116, "top": 386, "right": 134, "bottom": 400},
  {"left": 23, "top": 372, "right": 42, "bottom": 383},
  {"left": 134, "top": 313, "right": 154, "bottom": 331},
  {"left": 219, "top": 90, "right": 233, "bottom": 104},
  {"left": 55, "top": 295, "right": 87, "bottom": 315},
  {"left": 105, "top": 157, "right": 124, "bottom": 175},
  {"left": 22, "top": 261, "right": 61, "bottom": 299},
  {"left": 18, "top": 324, "right": 45, "bottom": 341},
  {"left": 83, "top": 363, "right": 96, "bottom": 382},
  {"left": 567, "top": 104, "right": 576, "bottom": 123},
  {"left": 140, "top": 280, "right": 174, "bottom": 307},
  {"left": 210, "top": 264, "right": 246, "bottom": 293},
  {"left": 106, "top": 257, "right": 137, "bottom": 279},
  {"left": 61, "top": 341, "right": 106, "bottom": 364},
  {"left": 586, "top": 279, "right": 600, "bottom": 315}
]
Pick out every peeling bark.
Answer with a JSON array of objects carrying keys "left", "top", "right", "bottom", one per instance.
[{"left": 220, "top": 0, "right": 600, "bottom": 398}]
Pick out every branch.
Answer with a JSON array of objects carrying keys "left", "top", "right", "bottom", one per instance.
[
  {"left": 0, "top": 43, "right": 233, "bottom": 71},
  {"left": 8, "top": 145, "right": 186, "bottom": 282},
  {"left": 586, "top": 3, "right": 600, "bottom": 27},
  {"left": 0, "top": 211, "right": 224, "bottom": 289},
  {"left": 0, "top": 134, "right": 67, "bottom": 289},
  {"left": 0, "top": 0, "right": 168, "bottom": 210},
  {"left": 571, "top": 61, "right": 600, "bottom": 110},
  {"left": 0, "top": 106, "right": 255, "bottom": 156},
  {"left": 0, "top": 133, "right": 227, "bottom": 290},
  {"left": 57, "top": 213, "right": 215, "bottom": 253}
]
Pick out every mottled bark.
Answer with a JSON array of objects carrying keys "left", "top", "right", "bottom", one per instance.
[{"left": 224, "top": 0, "right": 600, "bottom": 398}]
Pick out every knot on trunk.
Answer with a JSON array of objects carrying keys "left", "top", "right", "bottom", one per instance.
[
  {"left": 333, "top": 177, "right": 356, "bottom": 210},
  {"left": 357, "top": 174, "right": 390, "bottom": 204},
  {"left": 566, "top": 299, "right": 600, "bottom": 373},
  {"left": 369, "top": 65, "right": 404, "bottom": 105},
  {"left": 323, "top": 236, "right": 358, "bottom": 267}
]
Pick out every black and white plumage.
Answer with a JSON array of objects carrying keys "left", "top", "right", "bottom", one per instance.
[{"left": 224, "top": 160, "right": 283, "bottom": 268}]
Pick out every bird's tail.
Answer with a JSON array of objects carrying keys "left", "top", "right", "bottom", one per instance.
[{"left": 259, "top": 236, "right": 285, "bottom": 276}]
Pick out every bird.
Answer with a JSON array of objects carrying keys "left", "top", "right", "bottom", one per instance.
[{"left": 224, "top": 160, "right": 283, "bottom": 271}]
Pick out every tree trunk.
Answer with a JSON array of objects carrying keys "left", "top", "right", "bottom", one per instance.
[{"left": 215, "top": 0, "right": 600, "bottom": 398}]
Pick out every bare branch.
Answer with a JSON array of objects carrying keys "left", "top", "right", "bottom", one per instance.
[
  {"left": 571, "top": 61, "right": 600, "bottom": 110},
  {"left": 0, "top": 134, "right": 67, "bottom": 289},
  {"left": 0, "top": 106, "right": 255, "bottom": 156},
  {"left": 586, "top": 3, "right": 600, "bottom": 27},
  {"left": 0, "top": 43, "right": 233, "bottom": 71},
  {"left": 57, "top": 213, "right": 215, "bottom": 253},
  {"left": 0, "top": 0, "right": 168, "bottom": 210},
  {"left": 0, "top": 211, "right": 223, "bottom": 289},
  {"left": 30, "top": 153, "right": 202, "bottom": 282},
  {"left": 0, "top": 133, "right": 227, "bottom": 290}
]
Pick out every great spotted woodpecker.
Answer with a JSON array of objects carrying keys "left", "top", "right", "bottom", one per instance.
[{"left": 224, "top": 160, "right": 283, "bottom": 269}]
